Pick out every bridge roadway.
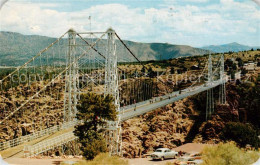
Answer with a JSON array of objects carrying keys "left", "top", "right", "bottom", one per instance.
[
  {"left": 121, "top": 79, "right": 226, "bottom": 121},
  {"left": 1, "top": 79, "right": 227, "bottom": 157}
]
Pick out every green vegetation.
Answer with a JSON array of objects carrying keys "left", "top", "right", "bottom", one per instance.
[
  {"left": 74, "top": 93, "right": 117, "bottom": 160},
  {"left": 235, "top": 80, "right": 260, "bottom": 129},
  {"left": 62, "top": 153, "right": 128, "bottom": 165},
  {"left": 222, "top": 122, "right": 260, "bottom": 148},
  {"left": 201, "top": 142, "right": 259, "bottom": 165}
]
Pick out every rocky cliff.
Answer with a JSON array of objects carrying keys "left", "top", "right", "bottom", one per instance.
[
  {"left": 121, "top": 82, "right": 244, "bottom": 158},
  {"left": 0, "top": 82, "right": 64, "bottom": 142},
  {"left": 122, "top": 98, "right": 196, "bottom": 158}
]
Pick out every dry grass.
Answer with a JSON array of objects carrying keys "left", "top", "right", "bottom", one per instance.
[
  {"left": 165, "top": 142, "right": 259, "bottom": 165},
  {"left": 62, "top": 153, "right": 128, "bottom": 165},
  {"left": 201, "top": 142, "right": 259, "bottom": 165}
]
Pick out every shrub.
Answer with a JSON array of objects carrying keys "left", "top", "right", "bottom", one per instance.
[
  {"left": 79, "top": 131, "right": 107, "bottom": 160},
  {"left": 62, "top": 153, "right": 128, "bottom": 165},
  {"left": 222, "top": 122, "right": 260, "bottom": 148},
  {"left": 201, "top": 142, "right": 259, "bottom": 165}
]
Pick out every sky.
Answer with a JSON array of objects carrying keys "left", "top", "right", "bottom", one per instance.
[{"left": 0, "top": 0, "right": 259, "bottom": 47}]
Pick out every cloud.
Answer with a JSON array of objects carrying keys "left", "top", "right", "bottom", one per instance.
[
  {"left": 0, "top": 1, "right": 259, "bottom": 47},
  {"left": 252, "top": 0, "right": 260, "bottom": 6},
  {"left": 0, "top": 0, "right": 8, "bottom": 10},
  {"left": 181, "top": 0, "right": 208, "bottom": 2}
]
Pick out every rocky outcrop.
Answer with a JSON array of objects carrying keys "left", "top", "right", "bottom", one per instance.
[
  {"left": 0, "top": 82, "right": 64, "bottom": 143},
  {"left": 122, "top": 98, "right": 195, "bottom": 158},
  {"left": 193, "top": 84, "right": 242, "bottom": 143},
  {"left": 121, "top": 82, "right": 246, "bottom": 158}
]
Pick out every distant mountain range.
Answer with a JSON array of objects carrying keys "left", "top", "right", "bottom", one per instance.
[
  {"left": 201, "top": 42, "right": 260, "bottom": 53},
  {"left": 0, "top": 31, "right": 209, "bottom": 66},
  {"left": 0, "top": 31, "right": 259, "bottom": 66}
]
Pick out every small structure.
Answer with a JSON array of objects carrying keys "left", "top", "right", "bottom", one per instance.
[{"left": 244, "top": 62, "right": 256, "bottom": 72}]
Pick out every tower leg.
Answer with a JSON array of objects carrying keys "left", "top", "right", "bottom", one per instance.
[
  {"left": 64, "top": 29, "right": 79, "bottom": 122},
  {"left": 105, "top": 28, "right": 122, "bottom": 156},
  {"left": 206, "top": 54, "right": 214, "bottom": 120}
]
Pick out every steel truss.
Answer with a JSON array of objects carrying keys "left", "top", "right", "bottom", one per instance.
[
  {"left": 105, "top": 28, "right": 122, "bottom": 156},
  {"left": 206, "top": 54, "right": 214, "bottom": 121},
  {"left": 219, "top": 54, "right": 226, "bottom": 105},
  {"left": 64, "top": 29, "right": 79, "bottom": 122}
]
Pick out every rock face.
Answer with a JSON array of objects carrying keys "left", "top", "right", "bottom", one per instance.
[
  {"left": 193, "top": 84, "right": 242, "bottom": 144},
  {"left": 121, "top": 83, "right": 244, "bottom": 158},
  {"left": 122, "top": 98, "right": 195, "bottom": 158},
  {"left": 0, "top": 82, "right": 64, "bottom": 143}
]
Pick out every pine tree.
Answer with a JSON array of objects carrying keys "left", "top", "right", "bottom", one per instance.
[{"left": 74, "top": 93, "right": 117, "bottom": 160}]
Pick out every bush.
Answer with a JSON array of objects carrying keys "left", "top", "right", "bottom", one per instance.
[
  {"left": 62, "top": 153, "right": 128, "bottom": 165},
  {"left": 222, "top": 122, "right": 260, "bottom": 148},
  {"left": 201, "top": 142, "right": 259, "bottom": 165},
  {"left": 79, "top": 131, "right": 107, "bottom": 160}
]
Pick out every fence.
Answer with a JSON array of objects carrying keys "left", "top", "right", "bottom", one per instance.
[
  {"left": 23, "top": 131, "right": 78, "bottom": 157},
  {"left": 0, "top": 120, "right": 78, "bottom": 151}
]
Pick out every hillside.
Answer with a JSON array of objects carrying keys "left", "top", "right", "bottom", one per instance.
[
  {"left": 202, "top": 42, "right": 259, "bottom": 53},
  {"left": 0, "top": 31, "right": 209, "bottom": 66}
]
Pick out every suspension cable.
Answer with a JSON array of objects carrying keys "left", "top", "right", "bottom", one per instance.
[
  {"left": 76, "top": 33, "right": 105, "bottom": 59},
  {"left": 0, "top": 32, "right": 107, "bottom": 124},
  {"left": 115, "top": 32, "right": 171, "bottom": 93},
  {"left": 0, "top": 31, "right": 68, "bottom": 83}
]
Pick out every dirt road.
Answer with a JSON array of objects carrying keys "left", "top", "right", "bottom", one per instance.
[
  {"left": 128, "top": 157, "right": 177, "bottom": 165},
  {"left": 3, "top": 143, "right": 208, "bottom": 165},
  {"left": 4, "top": 157, "right": 82, "bottom": 165}
]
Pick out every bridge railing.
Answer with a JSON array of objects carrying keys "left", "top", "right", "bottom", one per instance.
[
  {"left": 0, "top": 120, "right": 78, "bottom": 151},
  {"left": 23, "top": 131, "right": 78, "bottom": 157},
  {"left": 121, "top": 79, "right": 229, "bottom": 121}
]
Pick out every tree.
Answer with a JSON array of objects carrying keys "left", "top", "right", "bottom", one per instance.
[
  {"left": 74, "top": 93, "right": 117, "bottom": 160},
  {"left": 236, "top": 58, "right": 244, "bottom": 67},
  {"left": 148, "top": 67, "right": 156, "bottom": 78},
  {"left": 141, "top": 66, "right": 146, "bottom": 73},
  {"left": 231, "top": 70, "right": 235, "bottom": 79},
  {"left": 241, "top": 68, "right": 247, "bottom": 75},
  {"left": 225, "top": 59, "right": 233, "bottom": 68},
  {"left": 170, "top": 67, "right": 175, "bottom": 74},
  {"left": 222, "top": 122, "right": 260, "bottom": 148},
  {"left": 232, "top": 63, "right": 237, "bottom": 70},
  {"left": 182, "top": 66, "right": 187, "bottom": 72}
]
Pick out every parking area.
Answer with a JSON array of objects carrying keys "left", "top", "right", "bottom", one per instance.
[
  {"left": 128, "top": 143, "right": 208, "bottom": 165},
  {"left": 128, "top": 156, "right": 202, "bottom": 165},
  {"left": 128, "top": 157, "right": 177, "bottom": 165}
]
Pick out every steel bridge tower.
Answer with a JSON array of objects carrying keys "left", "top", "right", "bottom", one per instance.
[
  {"left": 206, "top": 54, "right": 214, "bottom": 121},
  {"left": 219, "top": 54, "right": 226, "bottom": 104},
  {"left": 105, "top": 28, "right": 122, "bottom": 156},
  {"left": 63, "top": 29, "right": 79, "bottom": 122}
]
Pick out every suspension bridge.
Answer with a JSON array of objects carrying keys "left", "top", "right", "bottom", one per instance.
[{"left": 0, "top": 28, "right": 227, "bottom": 158}]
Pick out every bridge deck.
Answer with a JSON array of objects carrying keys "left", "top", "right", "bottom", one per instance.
[
  {"left": 121, "top": 79, "right": 225, "bottom": 121},
  {"left": 0, "top": 127, "right": 74, "bottom": 159}
]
